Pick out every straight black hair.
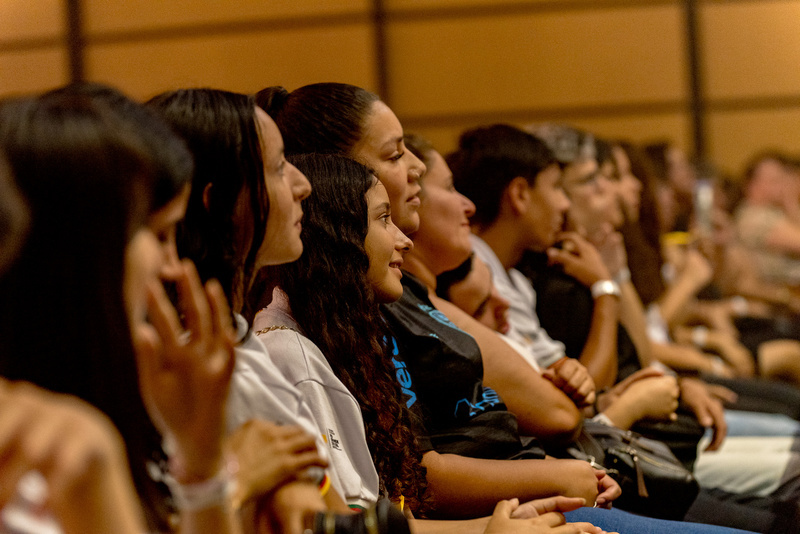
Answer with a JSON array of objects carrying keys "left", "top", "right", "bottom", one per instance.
[
  {"left": 0, "top": 94, "right": 170, "bottom": 531},
  {"left": 147, "top": 89, "right": 268, "bottom": 311}
]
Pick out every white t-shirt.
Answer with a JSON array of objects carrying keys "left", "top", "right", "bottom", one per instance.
[
  {"left": 252, "top": 289, "right": 380, "bottom": 510},
  {"left": 471, "top": 235, "right": 566, "bottom": 369}
]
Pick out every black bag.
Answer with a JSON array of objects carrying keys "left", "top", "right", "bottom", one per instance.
[{"left": 564, "top": 421, "right": 699, "bottom": 520}]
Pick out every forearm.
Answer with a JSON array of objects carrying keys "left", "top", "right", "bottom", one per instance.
[
  {"left": 651, "top": 341, "right": 716, "bottom": 374},
  {"left": 578, "top": 295, "right": 619, "bottom": 389},
  {"left": 657, "top": 277, "right": 703, "bottom": 327},
  {"left": 600, "top": 395, "right": 644, "bottom": 430},
  {"left": 178, "top": 506, "right": 241, "bottom": 534},
  {"left": 412, "top": 517, "right": 490, "bottom": 534},
  {"left": 433, "top": 297, "right": 581, "bottom": 442},
  {"left": 617, "top": 281, "right": 653, "bottom": 366},
  {"left": 422, "top": 452, "right": 597, "bottom": 518}
]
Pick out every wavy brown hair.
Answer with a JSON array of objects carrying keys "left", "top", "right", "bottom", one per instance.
[{"left": 255, "top": 153, "right": 431, "bottom": 514}]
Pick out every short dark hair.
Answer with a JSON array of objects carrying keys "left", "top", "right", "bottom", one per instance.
[
  {"left": 435, "top": 255, "right": 473, "bottom": 300},
  {"left": 447, "top": 124, "right": 556, "bottom": 228}
]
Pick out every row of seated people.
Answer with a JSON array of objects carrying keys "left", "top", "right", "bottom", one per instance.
[{"left": 0, "top": 80, "right": 793, "bottom": 534}]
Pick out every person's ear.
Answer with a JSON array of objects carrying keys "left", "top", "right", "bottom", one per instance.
[
  {"left": 506, "top": 177, "right": 531, "bottom": 216},
  {"left": 202, "top": 183, "right": 213, "bottom": 211}
]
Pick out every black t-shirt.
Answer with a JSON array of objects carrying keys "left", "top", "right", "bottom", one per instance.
[
  {"left": 519, "top": 251, "right": 640, "bottom": 382},
  {"left": 382, "top": 273, "right": 544, "bottom": 460}
]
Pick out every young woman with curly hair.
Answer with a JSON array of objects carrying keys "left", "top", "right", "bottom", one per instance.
[{"left": 250, "top": 153, "right": 608, "bottom": 534}]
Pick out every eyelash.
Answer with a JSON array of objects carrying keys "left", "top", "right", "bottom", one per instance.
[{"left": 389, "top": 151, "right": 404, "bottom": 162}]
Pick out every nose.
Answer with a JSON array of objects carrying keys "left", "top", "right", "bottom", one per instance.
[
  {"left": 392, "top": 221, "right": 414, "bottom": 253},
  {"left": 557, "top": 189, "right": 571, "bottom": 214},
  {"left": 407, "top": 151, "right": 426, "bottom": 184},
  {"left": 461, "top": 193, "right": 476, "bottom": 218},
  {"left": 290, "top": 163, "right": 312, "bottom": 201}
]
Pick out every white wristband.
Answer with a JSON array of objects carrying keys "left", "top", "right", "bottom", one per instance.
[
  {"left": 591, "top": 279, "right": 621, "bottom": 299},
  {"left": 164, "top": 463, "right": 237, "bottom": 512}
]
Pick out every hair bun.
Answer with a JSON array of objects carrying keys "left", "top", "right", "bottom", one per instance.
[{"left": 255, "top": 86, "right": 290, "bottom": 116}]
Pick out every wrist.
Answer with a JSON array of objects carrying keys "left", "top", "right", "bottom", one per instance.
[
  {"left": 614, "top": 267, "right": 631, "bottom": 285},
  {"left": 164, "top": 457, "right": 239, "bottom": 512},
  {"left": 591, "top": 279, "right": 621, "bottom": 299}
]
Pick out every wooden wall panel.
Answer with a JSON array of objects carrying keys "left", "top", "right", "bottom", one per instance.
[
  {"left": 707, "top": 108, "right": 800, "bottom": 175},
  {"left": 702, "top": 1, "right": 800, "bottom": 100},
  {"left": 387, "top": 0, "right": 573, "bottom": 10},
  {"left": 404, "top": 112, "right": 691, "bottom": 158},
  {"left": 0, "top": 0, "right": 64, "bottom": 42},
  {"left": 85, "top": 24, "right": 376, "bottom": 101},
  {"left": 386, "top": 4, "right": 685, "bottom": 117},
  {"left": 84, "top": 0, "right": 369, "bottom": 34},
  {"left": 0, "top": 49, "right": 68, "bottom": 97}
]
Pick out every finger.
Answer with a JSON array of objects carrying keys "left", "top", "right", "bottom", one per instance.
[
  {"left": 491, "top": 498, "right": 517, "bottom": 519},
  {"left": 708, "top": 384, "right": 739, "bottom": 404},
  {"left": 133, "top": 323, "right": 163, "bottom": 381},
  {"left": 618, "top": 368, "right": 664, "bottom": 390},
  {"left": 554, "top": 522, "right": 603, "bottom": 534},
  {"left": 535, "top": 511, "right": 568, "bottom": 527},
  {"left": 145, "top": 279, "right": 184, "bottom": 349},
  {"left": 177, "top": 260, "right": 213, "bottom": 344},
  {"left": 282, "top": 432, "right": 322, "bottom": 455},
  {"left": 704, "top": 400, "right": 728, "bottom": 452},
  {"left": 285, "top": 451, "right": 328, "bottom": 472},
  {"left": 530, "top": 496, "right": 586, "bottom": 515},
  {"left": 206, "top": 278, "right": 236, "bottom": 343},
  {"left": 577, "top": 380, "right": 596, "bottom": 407}
]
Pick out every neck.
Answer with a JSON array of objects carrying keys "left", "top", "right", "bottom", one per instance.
[
  {"left": 476, "top": 221, "right": 526, "bottom": 270},
  {"left": 403, "top": 252, "right": 438, "bottom": 292}
]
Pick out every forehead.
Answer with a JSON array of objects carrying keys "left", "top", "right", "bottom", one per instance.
[
  {"left": 562, "top": 158, "right": 598, "bottom": 184},
  {"left": 423, "top": 150, "right": 450, "bottom": 184},
  {"left": 366, "top": 180, "right": 389, "bottom": 207},
  {"left": 358, "top": 101, "right": 403, "bottom": 149},
  {"left": 254, "top": 107, "right": 283, "bottom": 158}
]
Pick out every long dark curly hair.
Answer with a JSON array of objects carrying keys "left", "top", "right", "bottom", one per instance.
[{"left": 255, "top": 153, "right": 430, "bottom": 514}]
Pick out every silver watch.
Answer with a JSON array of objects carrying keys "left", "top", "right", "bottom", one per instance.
[{"left": 591, "top": 279, "right": 621, "bottom": 299}]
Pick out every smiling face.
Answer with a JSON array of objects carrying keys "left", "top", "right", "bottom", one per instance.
[
  {"left": 350, "top": 101, "right": 425, "bottom": 235},
  {"left": 448, "top": 256, "right": 511, "bottom": 335},
  {"left": 364, "top": 181, "right": 413, "bottom": 303},
  {"left": 414, "top": 150, "right": 477, "bottom": 274},
  {"left": 254, "top": 107, "right": 312, "bottom": 268}
]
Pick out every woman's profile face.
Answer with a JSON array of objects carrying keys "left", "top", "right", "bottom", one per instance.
[
  {"left": 612, "top": 146, "right": 642, "bottom": 223},
  {"left": 254, "top": 108, "right": 312, "bottom": 268},
  {"left": 350, "top": 101, "right": 425, "bottom": 236},
  {"left": 413, "top": 150, "right": 476, "bottom": 274},
  {"left": 364, "top": 181, "right": 413, "bottom": 303}
]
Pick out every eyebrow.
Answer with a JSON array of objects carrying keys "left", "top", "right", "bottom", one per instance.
[
  {"left": 381, "top": 136, "right": 404, "bottom": 150},
  {"left": 372, "top": 201, "right": 391, "bottom": 214},
  {"left": 472, "top": 290, "right": 492, "bottom": 319}
]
